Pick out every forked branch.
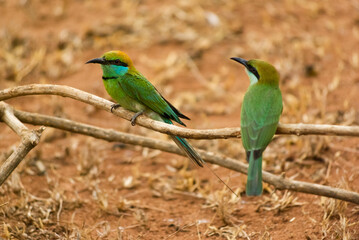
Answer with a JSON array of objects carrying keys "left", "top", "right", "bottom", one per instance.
[{"left": 0, "top": 102, "right": 45, "bottom": 185}]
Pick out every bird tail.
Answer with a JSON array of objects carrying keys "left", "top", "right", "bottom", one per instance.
[
  {"left": 162, "top": 118, "right": 204, "bottom": 167},
  {"left": 170, "top": 135, "right": 204, "bottom": 167},
  {"left": 246, "top": 151, "right": 263, "bottom": 196}
]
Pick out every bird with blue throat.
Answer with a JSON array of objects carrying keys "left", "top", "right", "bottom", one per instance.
[
  {"left": 86, "top": 50, "right": 204, "bottom": 166},
  {"left": 231, "top": 57, "right": 283, "bottom": 196}
]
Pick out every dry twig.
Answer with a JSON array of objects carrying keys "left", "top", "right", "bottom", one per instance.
[
  {"left": 0, "top": 102, "right": 45, "bottom": 185},
  {"left": 1, "top": 84, "right": 359, "bottom": 139},
  {"left": 7, "top": 109, "right": 359, "bottom": 205}
]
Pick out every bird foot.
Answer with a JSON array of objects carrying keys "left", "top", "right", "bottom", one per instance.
[
  {"left": 131, "top": 111, "right": 144, "bottom": 126},
  {"left": 111, "top": 104, "right": 121, "bottom": 113}
]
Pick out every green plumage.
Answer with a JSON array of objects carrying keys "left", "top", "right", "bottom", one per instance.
[
  {"left": 87, "top": 51, "right": 204, "bottom": 167},
  {"left": 246, "top": 153, "right": 262, "bottom": 196},
  {"left": 241, "top": 84, "right": 282, "bottom": 195},
  {"left": 241, "top": 84, "right": 282, "bottom": 151},
  {"left": 232, "top": 58, "right": 283, "bottom": 196},
  {"left": 117, "top": 72, "right": 188, "bottom": 125}
]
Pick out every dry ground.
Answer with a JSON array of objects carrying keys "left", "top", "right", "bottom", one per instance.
[{"left": 1, "top": 0, "right": 359, "bottom": 239}]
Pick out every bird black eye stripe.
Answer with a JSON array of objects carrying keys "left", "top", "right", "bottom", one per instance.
[
  {"left": 247, "top": 65, "right": 260, "bottom": 80},
  {"left": 105, "top": 59, "right": 128, "bottom": 67}
]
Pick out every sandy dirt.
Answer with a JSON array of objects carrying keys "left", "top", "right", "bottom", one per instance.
[{"left": 1, "top": 0, "right": 359, "bottom": 239}]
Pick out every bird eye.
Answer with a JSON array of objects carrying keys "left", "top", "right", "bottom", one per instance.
[
  {"left": 248, "top": 65, "right": 255, "bottom": 72},
  {"left": 247, "top": 65, "right": 260, "bottom": 80},
  {"left": 107, "top": 59, "right": 128, "bottom": 67},
  {"left": 119, "top": 60, "right": 128, "bottom": 67}
]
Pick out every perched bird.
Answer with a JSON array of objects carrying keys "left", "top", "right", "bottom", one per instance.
[
  {"left": 231, "top": 57, "right": 283, "bottom": 196},
  {"left": 87, "top": 51, "right": 204, "bottom": 167}
]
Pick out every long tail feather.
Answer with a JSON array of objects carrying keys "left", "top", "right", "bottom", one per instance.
[
  {"left": 170, "top": 135, "right": 204, "bottom": 167},
  {"left": 162, "top": 118, "right": 204, "bottom": 167},
  {"left": 246, "top": 151, "right": 263, "bottom": 196}
]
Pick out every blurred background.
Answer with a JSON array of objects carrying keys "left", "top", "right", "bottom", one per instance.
[{"left": 0, "top": 0, "right": 359, "bottom": 239}]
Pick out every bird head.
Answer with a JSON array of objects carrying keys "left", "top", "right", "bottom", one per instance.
[
  {"left": 231, "top": 58, "right": 279, "bottom": 86},
  {"left": 86, "top": 51, "right": 135, "bottom": 77}
]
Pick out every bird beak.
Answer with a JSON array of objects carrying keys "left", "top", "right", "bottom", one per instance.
[
  {"left": 86, "top": 58, "right": 105, "bottom": 64},
  {"left": 230, "top": 57, "right": 248, "bottom": 68}
]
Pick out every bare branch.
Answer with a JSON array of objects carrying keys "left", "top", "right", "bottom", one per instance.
[
  {"left": 0, "top": 84, "right": 358, "bottom": 139},
  {"left": 11, "top": 109, "right": 359, "bottom": 205},
  {"left": 277, "top": 123, "right": 359, "bottom": 137},
  {"left": 0, "top": 102, "right": 28, "bottom": 136},
  {"left": 0, "top": 102, "right": 45, "bottom": 185}
]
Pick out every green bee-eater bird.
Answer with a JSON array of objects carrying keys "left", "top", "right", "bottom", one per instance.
[
  {"left": 87, "top": 51, "right": 204, "bottom": 167},
  {"left": 231, "top": 57, "right": 283, "bottom": 196}
]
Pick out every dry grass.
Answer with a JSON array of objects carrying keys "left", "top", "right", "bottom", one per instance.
[
  {"left": 203, "top": 186, "right": 241, "bottom": 225},
  {"left": 207, "top": 224, "right": 249, "bottom": 240},
  {"left": 319, "top": 179, "right": 358, "bottom": 240},
  {"left": 257, "top": 190, "right": 304, "bottom": 213}
]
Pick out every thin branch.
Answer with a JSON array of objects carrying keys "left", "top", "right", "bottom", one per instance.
[
  {"left": 0, "top": 84, "right": 358, "bottom": 139},
  {"left": 10, "top": 109, "right": 359, "bottom": 205},
  {"left": 277, "top": 123, "right": 359, "bottom": 137},
  {"left": 0, "top": 102, "right": 45, "bottom": 185}
]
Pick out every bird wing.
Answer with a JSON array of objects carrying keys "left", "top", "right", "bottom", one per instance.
[
  {"left": 241, "top": 84, "right": 283, "bottom": 152},
  {"left": 119, "top": 72, "right": 187, "bottom": 125}
]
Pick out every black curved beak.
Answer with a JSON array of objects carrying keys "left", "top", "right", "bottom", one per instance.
[
  {"left": 86, "top": 58, "right": 105, "bottom": 64},
  {"left": 230, "top": 57, "right": 248, "bottom": 68}
]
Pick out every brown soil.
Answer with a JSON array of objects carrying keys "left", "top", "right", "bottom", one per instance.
[{"left": 1, "top": 0, "right": 359, "bottom": 239}]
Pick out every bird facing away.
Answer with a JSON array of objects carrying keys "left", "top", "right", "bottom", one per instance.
[
  {"left": 87, "top": 50, "right": 204, "bottom": 167},
  {"left": 231, "top": 57, "right": 283, "bottom": 196}
]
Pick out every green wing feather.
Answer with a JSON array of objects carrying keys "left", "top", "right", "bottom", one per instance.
[
  {"left": 119, "top": 72, "right": 188, "bottom": 125},
  {"left": 241, "top": 84, "right": 282, "bottom": 152},
  {"left": 241, "top": 84, "right": 282, "bottom": 196},
  {"left": 119, "top": 73, "right": 203, "bottom": 167}
]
